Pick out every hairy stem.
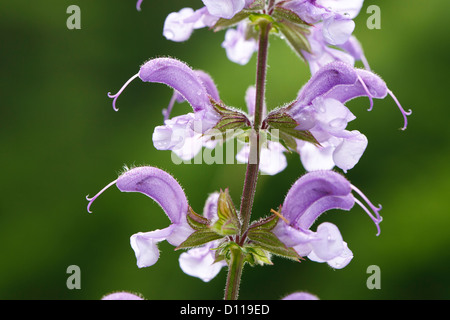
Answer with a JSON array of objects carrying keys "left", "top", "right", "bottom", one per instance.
[
  {"left": 224, "top": 20, "right": 271, "bottom": 300},
  {"left": 224, "top": 246, "right": 245, "bottom": 300}
]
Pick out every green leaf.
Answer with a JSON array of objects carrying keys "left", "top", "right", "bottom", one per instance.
[
  {"left": 186, "top": 206, "right": 210, "bottom": 231},
  {"left": 175, "top": 229, "right": 223, "bottom": 250},
  {"left": 210, "top": 189, "right": 241, "bottom": 236},
  {"left": 264, "top": 109, "right": 320, "bottom": 147},
  {"left": 243, "top": 245, "right": 273, "bottom": 266},
  {"left": 212, "top": 11, "right": 251, "bottom": 32},
  {"left": 272, "top": 6, "right": 312, "bottom": 27},
  {"left": 247, "top": 0, "right": 265, "bottom": 11},
  {"left": 247, "top": 229, "right": 301, "bottom": 261},
  {"left": 275, "top": 21, "right": 311, "bottom": 60},
  {"left": 209, "top": 98, "right": 251, "bottom": 135},
  {"left": 249, "top": 213, "right": 279, "bottom": 231}
]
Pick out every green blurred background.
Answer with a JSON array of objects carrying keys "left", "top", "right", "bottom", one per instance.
[{"left": 1, "top": 0, "right": 449, "bottom": 300}]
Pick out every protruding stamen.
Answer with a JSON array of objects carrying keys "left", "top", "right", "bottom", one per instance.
[
  {"left": 270, "top": 208, "right": 290, "bottom": 224},
  {"left": 357, "top": 74, "right": 374, "bottom": 111},
  {"left": 162, "top": 91, "right": 179, "bottom": 121},
  {"left": 351, "top": 184, "right": 383, "bottom": 236},
  {"left": 107, "top": 73, "right": 140, "bottom": 112},
  {"left": 86, "top": 179, "right": 118, "bottom": 213},
  {"left": 387, "top": 89, "right": 412, "bottom": 131}
]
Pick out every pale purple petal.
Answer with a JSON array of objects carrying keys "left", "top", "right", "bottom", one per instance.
[
  {"left": 316, "top": 0, "right": 364, "bottom": 19},
  {"left": 236, "top": 141, "right": 286, "bottom": 175},
  {"left": 202, "top": 192, "right": 220, "bottom": 221},
  {"left": 116, "top": 166, "right": 189, "bottom": 225},
  {"left": 202, "top": 0, "right": 246, "bottom": 19},
  {"left": 179, "top": 241, "right": 226, "bottom": 282},
  {"left": 326, "top": 242, "right": 353, "bottom": 269},
  {"left": 295, "top": 61, "right": 358, "bottom": 110},
  {"left": 339, "top": 36, "right": 371, "bottom": 70},
  {"left": 281, "top": 0, "right": 326, "bottom": 24},
  {"left": 139, "top": 58, "right": 211, "bottom": 112},
  {"left": 332, "top": 130, "right": 368, "bottom": 172},
  {"left": 282, "top": 292, "right": 319, "bottom": 300},
  {"left": 195, "top": 70, "right": 221, "bottom": 102},
  {"left": 163, "top": 8, "right": 196, "bottom": 42},
  {"left": 280, "top": 171, "right": 354, "bottom": 229},
  {"left": 297, "top": 139, "right": 336, "bottom": 171},
  {"left": 308, "top": 222, "right": 345, "bottom": 261},
  {"left": 102, "top": 291, "right": 143, "bottom": 300},
  {"left": 322, "top": 17, "right": 355, "bottom": 45},
  {"left": 130, "top": 227, "right": 174, "bottom": 268},
  {"left": 222, "top": 22, "right": 258, "bottom": 65}
]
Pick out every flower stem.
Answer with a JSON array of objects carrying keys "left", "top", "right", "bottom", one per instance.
[
  {"left": 224, "top": 20, "right": 271, "bottom": 300},
  {"left": 224, "top": 245, "right": 245, "bottom": 300}
]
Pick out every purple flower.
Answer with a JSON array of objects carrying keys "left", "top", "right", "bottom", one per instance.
[
  {"left": 102, "top": 291, "right": 144, "bottom": 300},
  {"left": 87, "top": 166, "right": 229, "bottom": 280},
  {"left": 107, "top": 57, "right": 223, "bottom": 159},
  {"left": 272, "top": 170, "right": 382, "bottom": 268},
  {"left": 282, "top": 292, "right": 319, "bottom": 300},
  {"left": 284, "top": 61, "right": 411, "bottom": 171},
  {"left": 162, "top": 0, "right": 255, "bottom": 43},
  {"left": 86, "top": 166, "right": 194, "bottom": 268},
  {"left": 302, "top": 23, "right": 370, "bottom": 75},
  {"left": 222, "top": 21, "right": 258, "bottom": 65},
  {"left": 280, "top": 0, "right": 364, "bottom": 45}
]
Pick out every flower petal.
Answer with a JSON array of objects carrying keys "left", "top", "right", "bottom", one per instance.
[
  {"left": 139, "top": 58, "right": 211, "bottom": 112},
  {"left": 281, "top": 171, "right": 355, "bottom": 229},
  {"left": 163, "top": 8, "right": 196, "bottom": 42},
  {"left": 322, "top": 17, "right": 355, "bottom": 45},
  {"left": 282, "top": 292, "right": 319, "bottom": 300},
  {"left": 202, "top": 0, "right": 246, "bottom": 19},
  {"left": 116, "top": 166, "right": 188, "bottom": 225},
  {"left": 308, "top": 222, "right": 345, "bottom": 261},
  {"left": 179, "top": 241, "right": 226, "bottom": 282},
  {"left": 102, "top": 291, "right": 144, "bottom": 300},
  {"left": 222, "top": 22, "right": 258, "bottom": 65}
]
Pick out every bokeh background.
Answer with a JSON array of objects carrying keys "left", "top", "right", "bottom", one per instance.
[{"left": 1, "top": 0, "right": 449, "bottom": 300}]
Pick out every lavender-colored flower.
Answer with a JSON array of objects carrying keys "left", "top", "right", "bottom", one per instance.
[
  {"left": 302, "top": 23, "right": 370, "bottom": 75},
  {"left": 162, "top": 0, "right": 256, "bottom": 43},
  {"left": 282, "top": 292, "right": 319, "bottom": 300},
  {"left": 101, "top": 291, "right": 144, "bottom": 300},
  {"left": 280, "top": 0, "right": 364, "bottom": 45},
  {"left": 107, "top": 57, "right": 223, "bottom": 159},
  {"left": 222, "top": 21, "right": 258, "bottom": 65},
  {"left": 284, "top": 61, "right": 411, "bottom": 171},
  {"left": 86, "top": 166, "right": 194, "bottom": 268},
  {"left": 272, "top": 170, "right": 382, "bottom": 268}
]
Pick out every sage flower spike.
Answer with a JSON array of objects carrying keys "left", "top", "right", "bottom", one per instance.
[
  {"left": 272, "top": 170, "right": 382, "bottom": 269},
  {"left": 86, "top": 166, "right": 194, "bottom": 268}
]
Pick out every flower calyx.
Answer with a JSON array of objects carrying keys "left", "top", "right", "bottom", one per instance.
[{"left": 263, "top": 106, "right": 320, "bottom": 152}]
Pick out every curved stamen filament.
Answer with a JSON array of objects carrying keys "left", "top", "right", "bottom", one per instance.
[
  {"left": 351, "top": 184, "right": 383, "bottom": 236},
  {"left": 357, "top": 74, "right": 374, "bottom": 111},
  {"left": 162, "top": 91, "right": 179, "bottom": 121},
  {"left": 107, "top": 73, "right": 140, "bottom": 111},
  {"left": 86, "top": 179, "right": 118, "bottom": 213},
  {"left": 387, "top": 89, "right": 412, "bottom": 131}
]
